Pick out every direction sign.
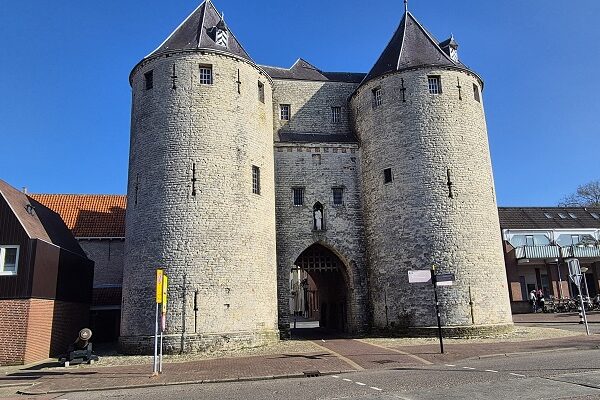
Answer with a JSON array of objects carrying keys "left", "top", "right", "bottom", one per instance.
[
  {"left": 408, "top": 270, "right": 432, "bottom": 283},
  {"left": 436, "top": 273, "right": 455, "bottom": 287}
]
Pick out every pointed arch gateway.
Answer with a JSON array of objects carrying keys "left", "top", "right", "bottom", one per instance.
[{"left": 291, "top": 243, "right": 350, "bottom": 332}]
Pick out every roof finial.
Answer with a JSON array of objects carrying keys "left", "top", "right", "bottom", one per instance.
[{"left": 404, "top": 0, "right": 408, "bottom": 13}]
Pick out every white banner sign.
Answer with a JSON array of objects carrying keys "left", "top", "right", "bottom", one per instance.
[{"left": 408, "top": 270, "right": 432, "bottom": 283}]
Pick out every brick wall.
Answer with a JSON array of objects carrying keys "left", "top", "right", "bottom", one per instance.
[
  {"left": 0, "top": 299, "right": 90, "bottom": 366},
  {"left": 0, "top": 299, "right": 29, "bottom": 365}
]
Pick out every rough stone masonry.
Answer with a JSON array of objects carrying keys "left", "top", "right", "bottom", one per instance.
[{"left": 120, "top": 0, "right": 512, "bottom": 354}]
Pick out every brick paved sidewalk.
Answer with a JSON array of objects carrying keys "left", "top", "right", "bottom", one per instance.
[{"left": 4, "top": 350, "right": 354, "bottom": 395}]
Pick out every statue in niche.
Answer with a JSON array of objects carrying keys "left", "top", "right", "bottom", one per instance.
[{"left": 313, "top": 202, "right": 324, "bottom": 231}]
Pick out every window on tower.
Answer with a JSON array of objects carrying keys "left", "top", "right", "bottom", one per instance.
[
  {"left": 473, "top": 83, "right": 481, "bottom": 103},
  {"left": 383, "top": 168, "right": 393, "bottom": 184},
  {"left": 372, "top": 87, "right": 383, "bottom": 108},
  {"left": 252, "top": 165, "right": 260, "bottom": 195},
  {"left": 428, "top": 76, "right": 442, "bottom": 94},
  {"left": 199, "top": 65, "right": 213, "bottom": 85},
  {"left": 258, "top": 81, "right": 265, "bottom": 103},
  {"left": 280, "top": 104, "right": 291, "bottom": 120},
  {"left": 144, "top": 70, "right": 153, "bottom": 90},
  {"left": 292, "top": 188, "right": 304, "bottom": 206}
]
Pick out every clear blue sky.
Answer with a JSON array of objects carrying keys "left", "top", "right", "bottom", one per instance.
[{"left": 1, "top": 0, "right": 598, "bottom": 206}]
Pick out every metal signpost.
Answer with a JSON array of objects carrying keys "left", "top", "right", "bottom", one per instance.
[
  {"left": 408, "top": 267, "right": 454, "bottom": 354},
  {"left": 567, "top": 258, "right": 590, "bottom": 335},
  {"left": 153, "top": 269, "right": 169, "bottom": 375}
]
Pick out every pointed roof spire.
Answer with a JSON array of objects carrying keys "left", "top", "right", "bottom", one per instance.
[
  {"left": 362, "top": 11, "right": 464, "bottom": 84},
  {"left": 145, "top": 0, "right": 252, "bottom": 61},
  {"left": 404, "top": 0, "right": 408, "bottom": 13}
]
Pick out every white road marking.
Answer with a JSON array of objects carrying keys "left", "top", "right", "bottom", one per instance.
[
  {"left": 509, "top": 373, "right": 526, "bottom": 377},
  {"left": 462, "top": 367, "right": 476, "bottom": 370},
  {"left": 332, "top": 375, "right": 339, "bottom": 378},
  {"left": 370, "top": 386, "right": 383, "bottom": 391},
  {"left": 356, "top": 382, "right": 366, "bottom": 386},
  {"left": 343, "top": 378, "right": 353, "bottom": 382},
  {"left": 485, "top": 369, "right": 498, "bottom": 373},
  {"left": 445, "top": 364, "right": 456, "bottom": 367}
]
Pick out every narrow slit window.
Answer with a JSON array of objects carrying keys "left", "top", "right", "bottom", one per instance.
[
  {"left": 258, "top": 81, "right": 265, "bottom": 103},
  {"left": 293, "top": 188, "right": 304, "bottom": 206},
  {"left": 280, "top": 104, "right": 290, "bottom": 120},
  {"left": 473, "top": 83, "right": 481, "bottom": 103},
  {"left": 331, "top": 106, "right": 341, "bottom": 123},
  {"left": 199, "top": 65, "right": 213, "bottom": 85},
  {"left": 428, "top": 76, "right": 442, "bottom": 94},
  {"left": 252, "top": 165, "right": 260, "bottom": 195},
  {"left": 144, "top": 70, "right": 153, "bottom": 90},
  {"left": 384, "top": 168, "right": 393, "bottom": 184}
]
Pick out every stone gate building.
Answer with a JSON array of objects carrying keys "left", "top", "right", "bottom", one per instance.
[{"left": 121, "top": 0, "right": 513, "bottom": 353}]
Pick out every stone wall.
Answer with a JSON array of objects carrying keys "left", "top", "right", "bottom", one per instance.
[
  {"left": 273, "top": 142, "right": 369, "bottom": 335},
  {"left": 272, "top": 80, "right": 358, "bottom": 137},
  {"left": 122, "top": 50, "right": 278, "bottom": 352},
  {"left": 79, "top": 239, "right": 124, "bottom": 288},
  {"left": 351, "top": 67, "right": 513, "bottom": 330}
]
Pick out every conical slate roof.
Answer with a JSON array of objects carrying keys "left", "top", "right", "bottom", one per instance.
[
  {"left": 146, "top": 0, "right": 252, "bottom": 61},
  {"left": 363, "top": 11, "right": 464, "bottom": 83}
]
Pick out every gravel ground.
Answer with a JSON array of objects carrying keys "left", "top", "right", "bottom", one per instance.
[{"left": 361, "top": 326, "right": 582, "bottom": 347}]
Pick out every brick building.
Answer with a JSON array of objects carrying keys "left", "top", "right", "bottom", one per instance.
[
  {"left": 0, "top": 180, "right": 94, "bottom": 365},
  {"left": 499, "top": 207, "right": 600, "bottom": 313},
  {"left": 30, "top": 194, "right": 126, "bottom": 342}
]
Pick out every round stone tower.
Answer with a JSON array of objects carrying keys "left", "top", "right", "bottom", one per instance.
[
  {"left": 121, "top": 1, "right": 278, "bottom": 353},
  {"left": 351, "top": 10, "right": 512, "bottom": 332}
]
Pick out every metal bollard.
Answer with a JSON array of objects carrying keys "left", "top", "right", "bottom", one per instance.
[{"left": 578, "top": 306, "right": 584, "bottom": 324}]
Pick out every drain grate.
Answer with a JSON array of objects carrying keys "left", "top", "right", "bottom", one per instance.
[
  {"left": 303, "top": 370, "right": 321, "bottom": 378},
  {"left": 373, "top": 359, "right": 396, "bottom": 364}
]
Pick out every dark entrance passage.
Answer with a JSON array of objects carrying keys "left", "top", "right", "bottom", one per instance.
[{"left": 291, "top": 244, "right": 349, "bottom": 334}]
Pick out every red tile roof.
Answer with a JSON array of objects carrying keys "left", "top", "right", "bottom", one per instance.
[{"left": 30, "top": 194, "right": 126, "bottom": 238}]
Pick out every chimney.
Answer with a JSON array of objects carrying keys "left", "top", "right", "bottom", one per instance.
[{"left": 22, "top": 187, "right": 28, "bottom": 194}]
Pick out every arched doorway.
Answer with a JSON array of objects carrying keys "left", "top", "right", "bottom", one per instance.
[{"left": 291, "top": 243, "right": 349, "bottom": 332}]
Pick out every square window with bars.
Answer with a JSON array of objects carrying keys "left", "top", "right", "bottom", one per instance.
[
  {"left": 0, "top": 246, "right": 19, "bottom": 275},
  {"left": 293, "top": 188, "right": 304, "bottom": 206},
  {"left": 144, "top": 70, "right": 153, "bottom": 90},
  {"left": 331, "top": 106, "right": 341, "bottom": 123},
  {"left": 332, "top": 188, "right": 344, "bottom": 205},
  {"left": 372, "top": 87, "right": 383, "bottom": 108},
  {"left": 252, "top": 165, "right": 260, "bottom": 195},
  {"left": 428, "top": 76, "right": 442, "bottom": 94},
  {"left": 473, "top": 83, "right": 481, "bottom": 102},
  {"left": 384, "top": 168, "right": 393, "bottom": 184},
  {"left": 199, "top": 65, "right": 213, "bottom": 85},
  {"left": 280, "top": 104, "right": 290, "bottom": 120}
]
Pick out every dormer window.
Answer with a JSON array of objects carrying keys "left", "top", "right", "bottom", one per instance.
[
  {"left": 440, "top": 35, "right": 459, "bottom": 62},
  {"left": 215, "top": 19, "right": 229, "bottom": 48}
]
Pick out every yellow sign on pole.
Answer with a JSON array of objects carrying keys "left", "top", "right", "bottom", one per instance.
[
  {"left": 156, "top": 269, "right": 163, "bottom": 303},
  {"left": 162, "top": 275, "right": 168, "bottom": 314}
]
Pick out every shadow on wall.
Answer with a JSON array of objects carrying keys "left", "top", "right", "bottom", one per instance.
[{"left": 72, "top": 207, "right": 126, "bottom": 238}]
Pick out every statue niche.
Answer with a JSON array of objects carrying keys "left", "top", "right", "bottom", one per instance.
[{"left": 313, "top": 202, "right": 324, "bottom": 231}]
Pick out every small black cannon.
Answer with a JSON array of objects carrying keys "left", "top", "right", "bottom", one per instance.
[{"left": 59, "top": 328, "right": 99, "bottom": 367}]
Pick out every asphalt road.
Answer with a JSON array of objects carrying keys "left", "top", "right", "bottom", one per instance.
[{"left": 11, "top": 349, "right": 600, "bottom": 400}]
